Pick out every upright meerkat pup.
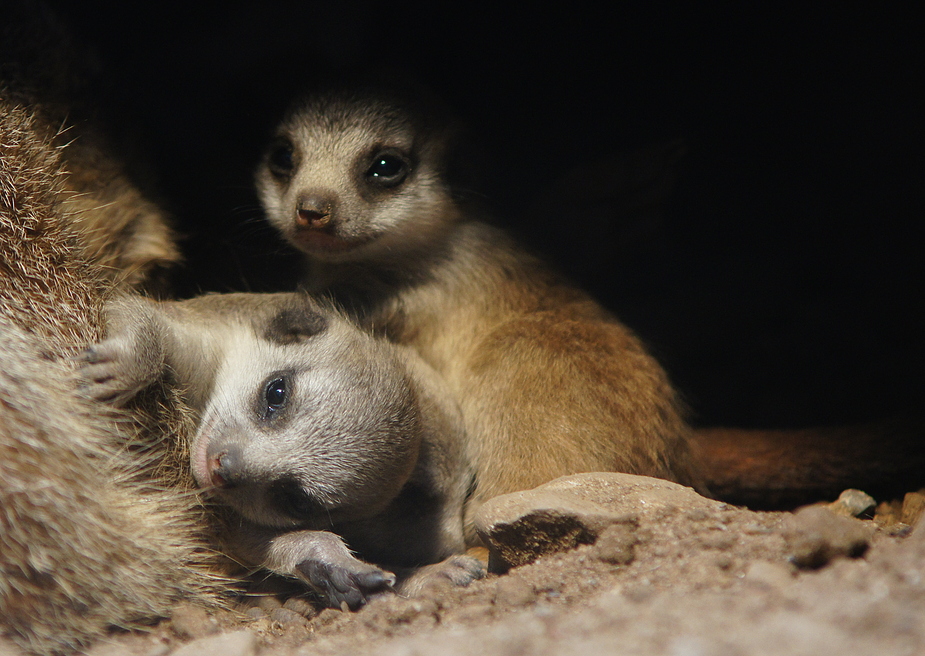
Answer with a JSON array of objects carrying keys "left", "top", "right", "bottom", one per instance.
[
  {"left": 80, "top": 291, "right": 475, "bottom": 608},
  {"left": 255, "top": 90, "right": 702, "bottom": 537}
]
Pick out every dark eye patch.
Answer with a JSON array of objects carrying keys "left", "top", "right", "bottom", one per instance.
[{"left": 268, "top": 477, "right": 327, "bottom": 521}]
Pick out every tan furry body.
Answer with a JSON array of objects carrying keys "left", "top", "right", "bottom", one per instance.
[
  {"left": 1, "top": 74, "right": 214, "bottom": 656},
  {"left": 364, "top": 223, "right": 696, "bottom": 528}
]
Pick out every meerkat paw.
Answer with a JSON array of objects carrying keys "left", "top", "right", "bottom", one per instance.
[
  {"left": 398, "top": 555, "right": 486, "bottom": 597},
  {"left": 296, "top": 558, "right": 396, "bottom": 611},
  {"left": 76, "top": 335, "right": 157, "bottom": 404}
]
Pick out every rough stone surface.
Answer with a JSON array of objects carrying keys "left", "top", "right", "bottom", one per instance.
[
  {"left": 168, "top": 631, "right": 257, "bottom": 656},
  {"left": 783, "top": 505, "right": 875, "bottom": 569},
  {"left": 474, "top": 472, "right": 718, "bottom": 572},
  {"left": 56, "top": 477, "right": 925, "bottom": 656}
]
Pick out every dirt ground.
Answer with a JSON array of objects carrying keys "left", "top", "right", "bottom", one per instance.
[{"left": 50, "top": 474, "right": 924, "bottom": 656}]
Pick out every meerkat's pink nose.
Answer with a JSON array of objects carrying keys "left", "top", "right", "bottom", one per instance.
[
  {"left": 296, "top": 194, "right": 337, "bottom": 229},
  {"left": 207, "top": 448, "right": 240, "bottom": 488}
]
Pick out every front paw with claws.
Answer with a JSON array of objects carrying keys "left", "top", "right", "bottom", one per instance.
[
  {"left": 75, "top": 298, "right": 164, "bottom": 405},
  {"left": 296, "top": 558, "right": 396, "bottom": 610},
  {"left": 77, "top": 339, "right": 147, "bottom": 405}
]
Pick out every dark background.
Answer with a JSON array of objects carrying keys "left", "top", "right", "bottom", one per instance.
[{"left": 37, "top": 2, "right": 925, "bottom": 430}]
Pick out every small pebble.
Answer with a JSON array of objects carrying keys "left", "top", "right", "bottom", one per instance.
[
  {"left": 783, "top": 505, "right": 874, "bottom": 569},
  {"left": 827, "top": 489, "right": 876, "bottom": 518},
  {"left": 170, "top": 603, "right": 219, "bottom": 640},
  {"left": 250, "top": 594, "right": 283, "bottom": 612},
  {"left": 902, "top": 491, "right": 925, "bottom": 526},
  {"left": 283, "top": 596, "right": 318, "bottom": 618},
  {"left": 270, "top": 608, "right": 307, "bottom": 625},
  {"left": 243, "top": 607, "right": 265, "bottom": 621}
]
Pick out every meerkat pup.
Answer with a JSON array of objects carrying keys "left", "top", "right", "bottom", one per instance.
[
  {"left": 80, "top": 291, "right": 476, "bottom": 608},
  {"left": 255, "top": 89, "right": 703, "bottom": 539}
]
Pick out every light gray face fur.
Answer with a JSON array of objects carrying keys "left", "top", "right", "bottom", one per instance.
[
  {"left": 191, "top": 317, "right": 421, "bottom": 530},
  {"left": 255, "top": 94, "right": 458, "bottom": 264}
]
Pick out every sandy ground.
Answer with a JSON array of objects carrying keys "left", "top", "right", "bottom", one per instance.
[{"left": 48, "top": 474, "right": 925, "bottom": 656}]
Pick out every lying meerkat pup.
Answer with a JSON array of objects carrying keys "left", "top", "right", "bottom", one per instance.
[
  {"left": 255, "top": 89, "right": 703, "bottom": 539},
  {"left": 79, "top": 291, "right": 476, "bottom": 609}
]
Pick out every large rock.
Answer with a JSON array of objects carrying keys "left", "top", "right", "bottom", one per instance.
[{"left": 474, "top": 472, "right": 722, "bottom": 572}]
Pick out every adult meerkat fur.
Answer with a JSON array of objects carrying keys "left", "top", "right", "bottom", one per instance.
[
  {"left": 257, "top": 89, "right": 925, "bottom": 516},
  {"left": 2, "top": 15, "right": 214, "bottom": 651},
  {"left": 256, "top": 90, "right": 701, "bottom": 539},
  {"left": 80, "top": 291, "right": 476, "bottom": 609},
  {"left": 0, "top": 98, "right": 219, "bottom": 655},
  {"left": 1, "top": 1, "right": 180, "bottom": 292}
]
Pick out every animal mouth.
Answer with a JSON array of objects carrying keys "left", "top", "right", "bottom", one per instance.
[{"left": 292, "top": 223, "right": 372, "bottom": 254}]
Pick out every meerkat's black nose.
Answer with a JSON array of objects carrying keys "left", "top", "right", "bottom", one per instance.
[
  {"left": 207, "top": 447, "right": 243, "bottom": 488},
  {"left": 296, "top": 194, "right": 337, "bottom": 229}
]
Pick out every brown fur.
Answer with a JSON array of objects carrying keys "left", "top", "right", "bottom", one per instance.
[
  {"left": 1, "top": 1, "right": 180, "bottom": 293},
  {"left": 1, "top": 83, "right": 216, "bottom": 656},
  {"left": 695, "top": 422, "right": 925, "bottom": 509}
]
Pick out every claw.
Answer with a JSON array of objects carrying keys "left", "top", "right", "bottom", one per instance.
[{"left": 296, "top": 559, "right": 395, "bottom": 610}]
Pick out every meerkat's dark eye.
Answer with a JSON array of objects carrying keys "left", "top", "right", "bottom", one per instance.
[
  {"left": 263, "top": 376, "right": 288, "bottom": 418},
  {"left": 365, "top": 151, "right": 409, "bottom": 188},
  {"left": 267, "top": 139, "right": 296, "bottom": 178}
]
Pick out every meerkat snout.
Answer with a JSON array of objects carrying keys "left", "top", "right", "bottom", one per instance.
[
  {"left": 207, "top": 448, "right": 241, "bottom": 488},
  {"left": 296, "top": 193, "right": 337, "bottom": 229}
]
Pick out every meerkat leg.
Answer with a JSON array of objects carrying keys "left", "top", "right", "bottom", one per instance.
[
  {"left": 394, "top": 554, "right": 486, "bottom": 597},
  {"left": 228, "top": 524, "right": 396, "bottom": 610}
]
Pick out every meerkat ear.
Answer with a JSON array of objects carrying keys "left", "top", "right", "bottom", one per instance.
[{"left": 264, "top": 306, "right": 328, "bottom": 344}]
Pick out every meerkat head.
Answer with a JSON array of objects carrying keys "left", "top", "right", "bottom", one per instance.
[
  {"left": 190, "top": 301, "right": 423, "bottom": 529},
  {"left": 255, "top": 90, "right": 463, "bottom": 264}
]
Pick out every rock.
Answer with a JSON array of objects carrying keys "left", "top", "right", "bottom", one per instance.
[
  {"left": 250, "top": 594, "right": 283, "bottom": 612},
  {"left": 783, "top": 505, "right": 875, "bottom": 569},
  {"left": 168, "top": 631, "right": 257, "bottom": 656},
  {"left": 283, "top": 596, "right": 318, "bottom": 618},
  {"left": 169, "top": 603, "right": 220, "bottom": 640},
  {"left": 243, "top": 607, "right": 265, "bottom": 621},
  {"left": 874, "top": 499, "right": 904, "bottom": 527},
  {"left": 474, "top": 472, "right": 719, "bottom": 572},
  {"left": 270, "top": 607, "right": 308, "bottom": 625},
  {"left": 827, "top": 489, "right": 876, "bottom": 518},
  {"left": 901, "top": 491, "right": 925, "bottom": 526}
]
